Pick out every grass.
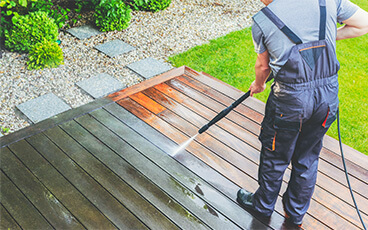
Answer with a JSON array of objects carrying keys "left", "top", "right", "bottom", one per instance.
[{"left": 168, "top": 0, "right": 368, "bottom": 155}]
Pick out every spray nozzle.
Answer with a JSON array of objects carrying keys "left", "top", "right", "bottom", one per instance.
[{"left": 198, "top": 124, "right": 209, "bottom": 134}]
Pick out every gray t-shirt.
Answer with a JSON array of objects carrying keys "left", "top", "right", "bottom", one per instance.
[{"left": 252, "top": 0, "right": 359, "bottom": 76}]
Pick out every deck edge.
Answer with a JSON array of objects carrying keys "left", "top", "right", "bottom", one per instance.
[
  {"left": 0, "top": 97, "right": 114, "bottom": 148},
  {"left": 108, "top": 66, "right": 200, "bottom": 101}
]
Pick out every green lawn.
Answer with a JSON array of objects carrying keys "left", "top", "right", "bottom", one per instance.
[{"left": 169, "top": 1, "right": 368, "bottom": 155}]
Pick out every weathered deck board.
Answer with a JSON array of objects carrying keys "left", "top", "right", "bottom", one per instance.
[
  {"left": 1, "top": 66, "right": 367, "bottom": 230},
  {"left": 7, "top": 140, "right": 116, "bottom": 229},
  {"left": 26, "top": 132, "right": 148, "bottom": 230},
  {"left": 0, "top": 170, "right": 53, "bottom": 229},
  {"left": 63, "top": 117, "right": 210, "bottom": 228},
  {"left": 0, "top": 147, "right": 83, "bottom": 229},
  {"left": 0, "top": 203, "right": 21, "bottom": 230},
  {"left": 44, "top": 125, "right": 181, "bottom": 230}
]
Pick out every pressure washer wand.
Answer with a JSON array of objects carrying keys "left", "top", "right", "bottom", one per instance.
[
  {"left": 198, "top": 75, "right": 273, "bottom": 135},
  {"left": 198, "top": 91, "right": 251, "bottom": 134}
]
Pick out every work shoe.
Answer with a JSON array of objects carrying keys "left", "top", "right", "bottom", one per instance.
[
  {"left": 237, "top": 189, "right": 273, "bottom": 221},
  {"left": 282, "top": 201, "right": 303, "bottom": 228},
  {"left": 284, "top": 212, "right": 303, "bottom": 229},
  {"left": 237, "top": 189, "right": 254, "bottom": 209}
]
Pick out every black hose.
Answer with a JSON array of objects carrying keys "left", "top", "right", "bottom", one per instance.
[{"left": 337, "top": 109, "right": 367, "bottom": 230}]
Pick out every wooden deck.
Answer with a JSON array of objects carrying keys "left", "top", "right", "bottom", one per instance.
[{"left": 1, "top": 66, "right": 367, "bottom": 229}]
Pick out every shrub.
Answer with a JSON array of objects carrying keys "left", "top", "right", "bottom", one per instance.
[
  {"left": 128, "top": 0, "right": 171, "bottom": 12},
  {"left": 75, "top": 0, "right": 100, "bottom": 12},
  {"left": 27, "top": 39, "right": 64, "bottom": 70},
  {"left": 94, "top": 0, "right": 131, "bottom": 32},
  {"left": 0, "top": 0, "right": 38, "bottom": 17},
  {"left": 0, "top": 17, "right": 12, "bottom": 41},
  {"left": 5, "top": 11, "right": 58, "bottom": 52},
  {"left": 29, "top": 0, "right": 70, "bottom": 28},
  {"left": 1, "top": 0, "right": 35, "bottom": 39}
]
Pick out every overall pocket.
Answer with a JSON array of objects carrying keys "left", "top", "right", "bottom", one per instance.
[
  {"left": 273, "top": 89, "right": 304, "bottom": 130},
  {"left": 322, "top": 101, "right": 338, "bottom": 128},
  {"left": 322, "top": 83, "right": 339, "bottom": 128},
  {"left": 259, "top": 94, "right": 303, "bottom": 152},
  {"left": 259, "top": 125, "right": 277, "bottom": 152}
]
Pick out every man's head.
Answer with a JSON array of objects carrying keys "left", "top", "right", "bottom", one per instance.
[{"left": 261, "top": 0, "right": 273, "bottom": 6}]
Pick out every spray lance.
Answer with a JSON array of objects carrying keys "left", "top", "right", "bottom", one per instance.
[
  {"left": 198, "top": 74, "right": 273, "bottom": 135},
  {"left": 198, "top": 90, "right": 252, "bottom": 134}
]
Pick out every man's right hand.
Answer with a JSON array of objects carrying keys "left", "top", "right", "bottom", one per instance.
[{"left": 249, "top": 80, "right": 266, "bottom": 97}]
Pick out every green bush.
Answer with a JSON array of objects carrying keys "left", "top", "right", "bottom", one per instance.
[
  {"left": 0, "top": 17, "right": 12, "bottom": 40},
  {"left": 0, "top": 0, "right": 38, "bottom": 17},
  {"left": 94, "top": 0, "right": 132, "bottom": 32},
  {"left": 0, "top": 0, "right": 37, "bottom": 38},
  {"left": 5, "top": 11, "right": 58, "bottom": 52},
  {"left": 29, "top": 0, "right": 70, "bottom": 28},
  {"left": 128, "top": 0, "right": 171, "bottom": 12},
  {"left": 27, "top": 39, "right": 64, "bottom": 70},
  {"left": 75, "top": 0, "right": 100, "bottom": 12}
]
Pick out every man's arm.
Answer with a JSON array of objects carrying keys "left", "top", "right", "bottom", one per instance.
[
  {"left": 250, "top": 50, "right": 271, "bottom": 96},
  {"left": 337, "top": 8, "right": 368, "bottom": 40}
]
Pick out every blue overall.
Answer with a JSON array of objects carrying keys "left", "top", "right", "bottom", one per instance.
[{"left": 253, "top": 0, "right": 339, "bottom": 224}]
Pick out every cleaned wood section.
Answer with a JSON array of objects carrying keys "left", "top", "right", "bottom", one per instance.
[{"left": 0, "top": 66, "right": 367, "bottom": 230}]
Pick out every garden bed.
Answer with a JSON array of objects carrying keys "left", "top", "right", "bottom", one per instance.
[{"left": 0, "top": 0, "right": 263, "bottom": 134}]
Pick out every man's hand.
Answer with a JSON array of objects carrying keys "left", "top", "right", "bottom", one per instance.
[{"left": 249, "top": 80, "right": 266, "bottom": 96}]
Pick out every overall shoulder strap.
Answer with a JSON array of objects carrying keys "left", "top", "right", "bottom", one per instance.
[
  {"left": 261, "top": 7, "right": 303, "bottom": 44},
  {"left": 319, "top": 0, "right": 327, "bottom": 40},
  {"left": 261, "top": 0, "right": 327, "bottom": 43}
]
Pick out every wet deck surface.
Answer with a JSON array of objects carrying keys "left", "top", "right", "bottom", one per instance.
[{"left": 1, "top": 66, "right": 368, "bottom": 229}]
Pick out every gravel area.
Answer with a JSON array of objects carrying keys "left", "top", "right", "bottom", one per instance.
[{"left": 0, "top": 0, "right": 263, "bottom": 135}]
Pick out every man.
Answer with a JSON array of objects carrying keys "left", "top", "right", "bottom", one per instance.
[{"left": 237, "top": 0, "right": 368, "bottom": 227}]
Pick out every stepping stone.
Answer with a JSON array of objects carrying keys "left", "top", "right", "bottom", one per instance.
[
  {"left": 16, "top": 93, "right": 71, "bottom": 124},
  {"left": 66, "top": 25, "right": 101, "bottom": 40},
  {"left": 95, "top": 39, "right": 135, "bottom": 58},
  {"left": 127, "top": 57, "right": 172, "bottom": 79},
  {"left": 76, "top": 73, "right": 126, "bottom": 99}
]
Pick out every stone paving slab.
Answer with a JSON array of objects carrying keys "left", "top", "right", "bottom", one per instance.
[
  {"left": 66, "top": 25, "right": 102, "bottom": 40},
  {"left": 76, "top": 73, "right": 126, "bottom": 99},
  {"left": 16, "top": 93, "right": 71, "bottom": 124},
  {"left": 127, "top": 57, "right": 172, "bottom": 79},
  {"left": 95, "top": 39, "right": 135, "bottom": 58}
]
